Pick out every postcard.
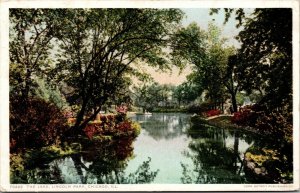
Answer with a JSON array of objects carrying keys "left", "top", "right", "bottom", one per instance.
[{"left": 0, "top": 0, "right": 299, "bottom": 191}]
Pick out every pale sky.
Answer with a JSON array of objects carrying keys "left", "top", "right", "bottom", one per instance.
[{"left": 147, "top": 8, "right": 251, "bottom": 86}]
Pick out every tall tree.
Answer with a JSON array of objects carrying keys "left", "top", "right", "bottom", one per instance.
[
  {"left": 172, "top": 22, "right": 236, "bottom": 111},
  {"left": 211, "top": 8, "right": 293, "bottom": 111},
  {"left": 50, "top": 9, "right": 184, "bottom": 133},
  {"left": 173, "top": 80, "right": 202, "bottom": 106},
  {"left": 236, "top": 8, "right": 292, "bottom": 111},
  {"left": 9, "top": 9, "right": 59, "bottom": 99},
  {"left": 223, "top": 54, "right": 240, "bottom": 112}
]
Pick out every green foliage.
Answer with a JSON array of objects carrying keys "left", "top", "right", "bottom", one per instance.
[
  {"left": 186, "top": 101, "right": 216, "bottom": 114},
  {"left": 46, "top": 9, "right": 184, "bottom": 133},
  {"left": 236, "top": 9, "right": 292, "bottom": 111},
  {"left": 33, "top": 78, "right": 69, "bottom": 109},
  {"left": 172, "top": 21, "right": 237, "bottom": 110},
  {"left": 9, "top": 8, "right": 185, "bottom": 135},
  {"left": 210, "top": 8, "right": 292, "bottom": 114},
  {"left": 255, "top": 110, "right": 293, "bottom": 143},
  {"left": 9, "top": 9, "right": 61, "bottom": 99},
  {"left": 231, "top": 105, "right": 292, "bottom": 143},
  {"left": 173, "top": 81, "right": 202, "bottom": 106},
  {"left": 133, "top": 80, "right": 202, "bottom": 112},
  {"left": 10, "top": 142, "right": 80, "bottom": 183},
  {"left": 245, "top": 145, "right": 293, "bottom": 183},
  {"left": 131, "top": 121, "right": 141, "bottom": 137},
  {"left": 133, "top": 82, "right": 178, "bottom": 111},
  {"left": 235, "top": 92, "right": 246, "bottom": 106}
]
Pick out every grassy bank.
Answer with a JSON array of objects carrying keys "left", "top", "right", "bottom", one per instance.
[
  {"left": 152, "top": 108, "right": 187, "bottom": 113},
  {"left": 190, "top": 115, "right": 293, "bottom": 184},
  {"left": 191, "top": 115, "right": 265, "bottom": 136},
  {"left": 190, "top": 115, "right": 238, "bottom": 129}
]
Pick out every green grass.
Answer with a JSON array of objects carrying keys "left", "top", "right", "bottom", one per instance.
[
  {"left": 206, "top": 116, "right": 239, "bottom": 130},
  {"left": 190, "top": 115, "right": 240, "bottom": 131}
]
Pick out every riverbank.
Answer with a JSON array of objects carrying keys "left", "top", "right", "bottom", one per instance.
[
  {"left": 191, "top": 115, "right": 267, "bottom": 137},
  {"left": 10, "top": 113, "right": 141, "bottom": 183},
  {"left": 190, "top": 114, "right": 293, "bottom": 184}
]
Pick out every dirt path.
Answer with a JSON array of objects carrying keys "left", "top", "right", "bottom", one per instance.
[{"left": 205, "top": 114, "right": 233, "bottom": 120}]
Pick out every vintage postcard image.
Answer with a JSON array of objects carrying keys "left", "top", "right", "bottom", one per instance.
[{"left": 0, "top": 0, "right": 299, "bottom": 191}]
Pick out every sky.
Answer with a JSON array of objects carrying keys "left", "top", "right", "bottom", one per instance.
[{"left": 147, "top": 8, "right": 249, "bottom": 86}]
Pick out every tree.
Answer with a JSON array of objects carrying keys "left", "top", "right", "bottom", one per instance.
[
  {"left": 133, "top": 83, "right": 157, "bottom": 112},
  {"left": 236, "top": 9, "right": 292, "bottom": 111},
  {"left": 211, "top": 8, "right": 292, "bottom": 112},
  {"left": 172, "top": 22, "right": 237, "bottom": 111},
  {"left": 33, "top": 77, "right": 69, "bottom": 110},
  {"left": 133, "top": 82, "right": 177, "bottom": 111},
  {"left": 49, "top": 9, "right": 184, "bottom": 134},
  {"left": 223, "top": 54, "right": 240, "bottom": 112},
  {"left": 173, "top": 81, "right": 202, "bottom": 107},
  {"left": 9, "top": 9, "right": 60, "bottom": 100}
]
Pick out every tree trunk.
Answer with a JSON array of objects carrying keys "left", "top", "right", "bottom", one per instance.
[
  {"left": 231, "top": 92, "right": 238, "bottom": 112},
  {"left": 21, "top": 67, "right": 31, "bottom": 100},
  {"left": 221, "top": 100, "right": 224, "bottom": 112}
]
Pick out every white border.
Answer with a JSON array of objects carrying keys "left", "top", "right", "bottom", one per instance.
[{"left": 0, "top": 0, "right": 299, "bottom": 192}]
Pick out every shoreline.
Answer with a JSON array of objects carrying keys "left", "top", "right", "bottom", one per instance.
[{"left": 191, "top": 114, "right": 267, "bottom": 137}]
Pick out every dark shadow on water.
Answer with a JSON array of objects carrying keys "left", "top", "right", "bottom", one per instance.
[{"left": 11, "top": 137, "right": 159, "bottom": 184}]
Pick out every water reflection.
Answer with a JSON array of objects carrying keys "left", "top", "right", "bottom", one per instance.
[
  {"left": 132, "top": 113, "right": 190, "bottom": 140},
  {"left": 12, "top": 137, "right": 159, "bottom": 184},
  {"left": 12, "top": 113, "right": 289, "bottom": 184},
  {"left": 181, "top": 124, "right": 259, "bottom": 183}
]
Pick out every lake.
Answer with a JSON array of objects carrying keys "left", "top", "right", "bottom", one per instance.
[{"left": 12, "top": 113, "right": 279, "bottom": 184}]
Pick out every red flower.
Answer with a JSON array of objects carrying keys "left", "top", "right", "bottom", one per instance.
[
  {"left": 205, "top": 109, "right": 221, "bottom": 117},
  {"left": 116, "top": 105, "right": 128, "bottom": 114}
]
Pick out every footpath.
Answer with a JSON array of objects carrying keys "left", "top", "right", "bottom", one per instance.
[{"left": 205, "top": 114, "right": 233, "bottom": 120}]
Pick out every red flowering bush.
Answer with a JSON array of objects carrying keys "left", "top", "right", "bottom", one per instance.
[
  {"left": 83, "top": 123, "right": 103, "bottom": 139},
  {"left": 255, "top": 110, "right": 292, "bottom": 142},
  {"left": 83, "top": 114, "right": 139, "bottom": 139},
  {"left": 116, "top": 105, "right": 128, "bottom": 114},
  {"left": 231, "top": 106, "right": 255, "bottom": 125},
  {"left": 115, "top": 120, "right": 133, "bottom": 132},
  {"left": 205, "top": 109, "right": 221, "bottom": 117},
  {"left": 231, "top": 105, "right": 260, "bottom": 126},
  {"left": 83, "top": 104, "right": 140, "bottom": 139},
  {"left": 10, "top": 97, "right": 69, "bottom": 152},
  {"left": 115, "top": 138, "right": 134, "bottom": 160}
]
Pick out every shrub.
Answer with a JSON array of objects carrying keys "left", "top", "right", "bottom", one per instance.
[
  {"left": 187, "top": 102, "right": 217, "bottom": 114},
  {"left": 83, "top": 123, "right": 102, "bottom": 139},
  {"left": 83, "top": 114, "right": 140, "bottom": 139},
  {"left": 10, "top": 97, "right": 69, "bottom": 152},
  {"left": 231, "top": 105, "right": 258, "bottom": 126},
  {"left": 116, "top": 105, "right": 128, "bottom": 114},
  {"left": 231, "top": 105, "right": 292, "bottom": 142},
  {"left": 205, "top": 109, "right": 221, "bottom": 117},
  {"left": 255, "top": 110, "right": 292, "bottom": 142}
]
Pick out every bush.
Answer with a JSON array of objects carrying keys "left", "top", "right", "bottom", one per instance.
[
  {"left": 231, "top": 105, "right": 259, "bottom": 126},
  {"left": 10, "top": 97, "right": 69, "bottom": 152},
  {"left": 205, "top": 109, "right": 221, "bottom": 117},
  {"left": 83, "top": 114, "right": 140, "bottom": 139},
  {"left": 231, "top": 105, "right": 292, "bottom": 142},
  {"left": 255, "top": 110, "right": 292, "bottom": 142},
  {"left": 187, "top": 102, "right": 214, "bottom": 114}
]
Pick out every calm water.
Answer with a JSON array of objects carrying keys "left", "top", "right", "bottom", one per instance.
[{"left": 14, "top": 113, "right": 272, "bottom": 184}]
